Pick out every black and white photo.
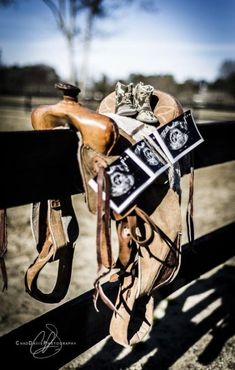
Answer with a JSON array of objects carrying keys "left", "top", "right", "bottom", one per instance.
[
  {"left": 128, "top": 140, "right": 167, "bottom": 173},
  {"left": 89, "top": 110, "right": 204, "bottom": 213},
  {"left": 150, "top": 110, "right": 204, "bottom": 163},
  {"left": 89, "top": 153, "right": 152, "bottom": 214}
]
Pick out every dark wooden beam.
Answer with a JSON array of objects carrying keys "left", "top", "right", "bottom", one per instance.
[
  {"left": 194, "top": 121, "right": 235, "bottom": 169},
  {"left": 0, "top": 222, "right": 234, "bottom": 369},
  {"left": 0, "top": 121, "right": 234, "bottom": 208},
  {"left": 0, "top": 130, "right": 83, "bottom": 208}
]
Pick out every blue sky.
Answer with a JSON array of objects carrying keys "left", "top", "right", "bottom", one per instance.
[{"left": 0, "top": 0, "right": 234, "bottom": 83}]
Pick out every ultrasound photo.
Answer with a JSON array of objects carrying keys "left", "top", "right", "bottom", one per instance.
[
  {"left": 151, "top": 110, "right": 204, "bottom": 163},
  {"left": 89, "top": 110, "right": 203, "bottom": 213},
  {"left": 129, "top": 140, "right": 166, "bottom": 172},
  {"left": 89, "top": 152, "right": 151, "bottom": 214},
  {"left": 107, "top": 153, "right": 151, "bottom": 213}
]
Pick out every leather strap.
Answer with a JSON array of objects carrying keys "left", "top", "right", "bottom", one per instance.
[
  {"left": 93, "top": 166, "right": 118, "bottom": 313},
  {"left": 25, "top": 198, "right": 78, "bottom": 303},
  {"left": 127, "top": 214, "right": 153, "bottom": 246},
  {"left": 116, "top": 220, "right": 132, "bottom": 267},
  {"left": 0, "top": 208, "right": 7, "bottom": 291},
  {"left": 134, "top": 207, "right": 181, "bottom": 267},
  {"left": 186, "top": 153, "right": 195, "bottom": 246},
  {"left": 96, "top": 167, "right": 112, "bottom": 271}
]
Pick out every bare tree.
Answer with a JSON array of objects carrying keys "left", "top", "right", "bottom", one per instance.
[
  {"left": 42, "top": 0, "right": 121, "bottom": 90},
  {"left": 43, "top": 0, "right": 122, "bottom": 89},
  {"left": 78, "top": 0, "right": 133, "bottom": 95},
  {"left": 43, "top": 0, "right": 132, "bottom": 94},
  {"left": 2, "top": 0, "right": 159, "bottom": 92},
  {"left": 78, "top": 0, "right": 158, "bottom": 96},
  {"left": 43, "top": 0, "right": 81, "bottom": 84},
  {"left": 79, "top": 0, "right": 106, "bottom": 95}
]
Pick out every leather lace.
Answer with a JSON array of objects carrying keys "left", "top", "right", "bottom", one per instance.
[
  {"left": 0, "top": 209, "right": 8, "bottom": 291},
  {"left": 93, "top": 167, "right": 119, "bottom": 314},
  {"left": 186, "top": 153, "right": 195, "bottom": 246}
]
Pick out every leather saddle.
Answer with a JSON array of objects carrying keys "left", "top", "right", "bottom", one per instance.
[{"left": 3, "top": 82, "right": 189, "bottom": 346}]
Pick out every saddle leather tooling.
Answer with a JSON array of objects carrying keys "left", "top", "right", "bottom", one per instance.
[{"left": 1, "top": 82, "right": 191, "bottom": 347}]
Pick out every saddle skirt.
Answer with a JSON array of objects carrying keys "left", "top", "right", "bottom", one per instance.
[{"left": 95, "top": 90, "right": 183, "bottom": 346}]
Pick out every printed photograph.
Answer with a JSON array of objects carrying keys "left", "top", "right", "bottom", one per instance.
[
  {"left": 152, "top": 111, "right": 204, "bottom": 163},
  {"left": 106, "top": 153, "right": 151, "bottom": 212},
  {"left": 131, "top": 139, "right": 167, "bottom": 172}
]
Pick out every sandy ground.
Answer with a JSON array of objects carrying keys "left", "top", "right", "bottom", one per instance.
[{"left": 0, "top": 104, "right": 235, "bottom": 369}]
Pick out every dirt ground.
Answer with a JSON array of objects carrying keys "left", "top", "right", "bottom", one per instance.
[{"left": 0, "top": 104, "right": 235, "bottom": 369}]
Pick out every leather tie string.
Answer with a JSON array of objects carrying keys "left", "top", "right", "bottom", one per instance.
[
  {"left": 93, "top": 166, "right": 119, "bottom": 314},
  {"left": 186, "top": 153, "right": 195, "bottom": 246},
  {"left": 0, "top": 209, "right": 8, "bottom": 291}
]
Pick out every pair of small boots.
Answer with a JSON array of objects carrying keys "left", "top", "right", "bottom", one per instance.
[{"left": 115, "top": 81, "right": 158, "bottom": 124}]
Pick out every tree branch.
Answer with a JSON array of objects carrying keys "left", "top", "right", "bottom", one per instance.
[{"left": 43, "top": 0, "right": 66, "bottom": 32}]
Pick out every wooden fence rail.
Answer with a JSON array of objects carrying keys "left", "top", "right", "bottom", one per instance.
[
  {"left": 0, "top": 121, "right": 235, "bottom": 209},
  {"left": 0, "top": 120, "right": 234, "bottom": 369}
]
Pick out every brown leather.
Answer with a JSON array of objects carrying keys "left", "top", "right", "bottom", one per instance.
[
  {"left": 0, "top": 209, "right": 7, "bottom": 291},
  {"left": 98, "top": 88, "right": 184, "bottom": 346},
  {"left": 109, "top": 262, "right": 154, "bottom": 347},
  {"left": 98, "top": 88, "right": 183, "bottom": 275},
  {"left": 27, "top": 83, "right": 185, "bottom": 347},
  {"left": 96, "top": 167, "right": 113, "bottom": 270},
  {"left": 31, "top": 95, "right": 119, "bottom": 155},
  {"left": 116, "top": 219, "right": 133, "bottom": 268},
  {"left": 27, "top": 87, "right": 120, "bottom": 303},
  {"left": 25, "top": 198, "right": 79, "bottom": 303}
]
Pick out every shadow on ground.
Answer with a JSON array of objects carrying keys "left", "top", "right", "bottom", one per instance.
[{"left": 77, "top": 263, "right": 235, "bottom": 370}]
